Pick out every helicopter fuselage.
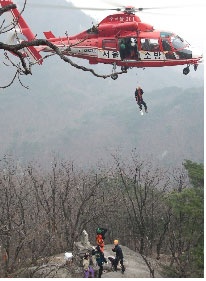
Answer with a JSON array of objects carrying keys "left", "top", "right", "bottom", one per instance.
[
  {"left": 0, "top": 0, "right": 202, "bottom": 76},
  {"left": 40, "top": 12, "right": 202, "bottom": 70}
]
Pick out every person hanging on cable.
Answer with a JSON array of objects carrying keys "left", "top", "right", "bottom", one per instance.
[{"left": 135, "top": 85, "right": 148, "bottom": 114}]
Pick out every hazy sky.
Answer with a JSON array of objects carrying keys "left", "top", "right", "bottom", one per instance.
[{"left": 66, "top": 0, "right": 205, "bottom": 49}]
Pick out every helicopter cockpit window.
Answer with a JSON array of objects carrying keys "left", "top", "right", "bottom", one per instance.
[
  {"left": 171, "top": 35, "right": 192, "bottom": 59},
  {"left": 171, "top": 35, "right": 188, "bottom": 50},
  {"left": 140, "top": 38, "right": 159, "bottom": 51}
]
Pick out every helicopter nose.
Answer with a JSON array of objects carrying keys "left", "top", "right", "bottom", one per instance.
[{"left": 191, "top": 46, "right": 203, "bottom": 61}]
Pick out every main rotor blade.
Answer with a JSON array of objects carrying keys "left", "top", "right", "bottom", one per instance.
[
  {"left": 23, "top": 3, "right": 120, "bottom": 11},
  {"left": 18, "top": 2, "right": 204, "bottom": 14},
  {"left": 101, "top": 1, "right": 205, "bottom": 11}
]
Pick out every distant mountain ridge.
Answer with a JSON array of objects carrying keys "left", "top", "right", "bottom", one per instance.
[{"left": 0, "top": 0, "right": 204, "bottom": 168}]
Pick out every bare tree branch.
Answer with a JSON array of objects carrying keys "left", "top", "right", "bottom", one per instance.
[
  {"left": 0, "top": 4, "right": 16, "bottom": 16},
  {"left": 0, "top": 40, "right": 127, "bottom": 78},
  {"left": 0, "top": 3, "right": 127, "bottom": 88}
]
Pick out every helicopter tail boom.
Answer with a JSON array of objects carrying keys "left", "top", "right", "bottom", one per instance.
[{"left": 0, "top": 0, "right": 43, "bottom": 64}]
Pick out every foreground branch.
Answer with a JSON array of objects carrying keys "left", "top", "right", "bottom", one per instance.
[
  {"left": 0, "top": 39, "right": 127, "bottom": 79},
  {"left": 0, "top": 4, "right": 16, "bottom": 16},
  {"left": 0, "top": 3, "right": 127, "bottom": 88}
]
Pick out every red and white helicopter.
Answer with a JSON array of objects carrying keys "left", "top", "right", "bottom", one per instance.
[{"left": 0, "top": 0, "right": 203, "bottom": 80}]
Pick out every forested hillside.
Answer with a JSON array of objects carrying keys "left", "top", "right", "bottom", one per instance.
[{"left": 0, "top": 158, "right": 203, "bottom": 277}]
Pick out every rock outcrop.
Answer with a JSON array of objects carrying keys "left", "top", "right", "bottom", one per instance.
[{"left": 11, "top": 230, "right": 163, "bottom": 278}]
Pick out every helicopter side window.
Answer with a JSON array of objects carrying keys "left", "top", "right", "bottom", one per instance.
[
  {"left": 141, "top": 39, "right": 150, "bottom": 51},
  {"left": 161, "top": 38, "right": 176, "bottom": 59},
  {"left": 161, "top": 39, "right": 172, "bottom": 51},
  {"left": 102, "top": 39, "right": 117, "bottom": 50},
  {"left": 140, "top": 38, "right": 159, "bottom": 51},
  {"left": 149, "top": 39, "right": 160, "bottom": 51}
]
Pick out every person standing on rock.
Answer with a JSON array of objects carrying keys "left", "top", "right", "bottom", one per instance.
[
  {"left": 83, "top": 252, "right": 94, "bottom": 278},
  {"left": 92, "top": 245, "right": 107, "bottom": 278},
  {"left": 96, "top": 227, "right": 107, "bottom": 252},
  {"left": 112, "top": 240, "right": 125, "bottom": 274}
]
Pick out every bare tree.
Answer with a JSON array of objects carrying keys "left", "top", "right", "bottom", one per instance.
[
  {"left": 0, "top": 158, "right": 36, "bottom": 275},
  {"left": 108, "top": 152, "right": 171, "bottom": 277},
  {"left": 0, "top": 154, "right": 203, "bottom": 277},
  {"left": 57, "top": 161, "right": 106, "bottom": 250}
]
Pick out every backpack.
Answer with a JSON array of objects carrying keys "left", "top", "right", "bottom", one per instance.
[
  {"left": 95, "top": 251, "right": 106, "bottom": 266},
  {"left": 96, "top": 227, "right": 107, "bottom": 240}
]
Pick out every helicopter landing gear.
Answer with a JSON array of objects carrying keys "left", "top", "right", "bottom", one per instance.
[
  {"left": 121, "top": 66, "right": 128, "bottom": 71},
  {"left": 183, "top": 65, "right": 190, "bottom": 75},
  {"left": 111, "top": 62, "right": 118, "bottom": 80},
  {"left": 111, "top": 73, "right": 118, "bottom": 80},
  {"left": 194, "top": 64, "right": 198, "bottom": 71}
]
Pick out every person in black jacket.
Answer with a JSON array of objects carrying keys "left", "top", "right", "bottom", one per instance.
[
  {"left": 135, "top": 86, "right": 148, "bottom": 113},
  {"left": 92, "top": 245, "right": 107, "bottom": 278},
  {"left": 112, "top": 240, "right": 125, "bottom": 273}
]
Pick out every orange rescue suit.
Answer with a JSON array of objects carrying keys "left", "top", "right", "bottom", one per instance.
[{"left": 96, "top": 234, "right": 104, "bottom": 252}]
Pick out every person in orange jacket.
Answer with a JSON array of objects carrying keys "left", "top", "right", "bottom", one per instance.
[{"left": 96, "top": 227, "right": 107, "bottom": 252}]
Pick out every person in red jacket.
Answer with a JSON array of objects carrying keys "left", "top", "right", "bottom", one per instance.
[
  {"left": 96, "top": 228, "right": 107, "bottom": 252},
  {"left": 135, "top": 86, "right": 148, "bottom": 114}
]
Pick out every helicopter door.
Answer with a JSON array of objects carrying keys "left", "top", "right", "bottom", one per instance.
[{"left": 118, "top": 38, "right": 139, "bottom": 60}]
